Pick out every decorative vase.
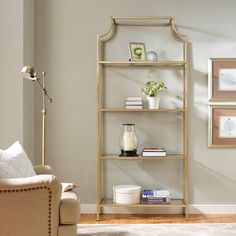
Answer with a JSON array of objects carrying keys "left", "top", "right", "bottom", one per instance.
[
  {"left": 146, "top": 51, "right": 158, "bottom": 61},
  {"left": 146, "top": 96, "right": 160, "bottom": 109}
]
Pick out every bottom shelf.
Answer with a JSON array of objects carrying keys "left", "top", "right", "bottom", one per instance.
[{"left": 99, "top": 198, "right": 186, "bottom": 208}]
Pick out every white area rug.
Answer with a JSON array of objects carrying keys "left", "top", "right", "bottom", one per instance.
[{"left": 77, "top": 223, "right": 236, "bottom": 236}]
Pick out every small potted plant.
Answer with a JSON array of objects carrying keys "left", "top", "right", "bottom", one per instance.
[{"left": 141, "top": 80, "right": 167, "bottom": 109}]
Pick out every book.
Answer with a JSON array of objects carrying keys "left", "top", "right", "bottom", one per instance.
[
  {"left": 142, "top": 152, "right": 166, "bottom": 157},
  {"left": 125, "top": 97, "right": 143, "bottom": 109},
  {"left": 142, "top": 189, "right": 170, "bottom": 198},
  {"left": 142, "top": 147, "right": 166, "bottom": 157},
  {"left": 125, "top": 105, "right": 143, "bottom": 109},
  {"left": 143, "top": 148, "right": 166, "bottom": 152},
  {"left": 142, "top": 189, "right": 171, "bottom": 204},
  {"left": 141, "top": 198, "right": 170, "bottom": 204},
  {"left": 125, "top": 101, "right": 143, "bottom": 105},
  {"left": 142, "top": 196, "right": 170, "bottom": 201},
  {"left": 61, "top": 182, "right": 79, "bottom": 192},
  {"left": 142, "top": 195, "right": 170, "bottom": 200},
  {"left": 126, "top": 96, "right": 142, "bottom": 101}
]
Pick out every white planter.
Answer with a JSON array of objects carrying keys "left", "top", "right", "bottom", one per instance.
[{"left": 146, "top": 96, "right": 160, "bottom": 109}]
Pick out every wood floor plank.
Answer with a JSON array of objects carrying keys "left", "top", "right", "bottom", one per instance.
[{"left": 79, "top": 214, "right": 236, "bottom": 224}]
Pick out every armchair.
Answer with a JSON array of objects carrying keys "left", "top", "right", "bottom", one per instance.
[{"left": 0, "top": 165, "right": 80, "bottom": 236}]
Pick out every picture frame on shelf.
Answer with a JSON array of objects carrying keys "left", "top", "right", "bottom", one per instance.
[
  {"left": 208, "top": 58, "right": 236, "bottom": 102},
  {"left": 209, "top": 105, "right": 236, "bottom": 148},
  {"left": 129, "top": 42, "right": 146, "bottom": 61}
]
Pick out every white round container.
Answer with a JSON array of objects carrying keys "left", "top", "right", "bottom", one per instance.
[{"left": 113, "top": 185, "right": 141, "bottom": 204}]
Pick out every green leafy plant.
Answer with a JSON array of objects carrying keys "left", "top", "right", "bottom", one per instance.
[
  {"left": 133, "top": 47, "right": 143, "bottom": 59},
  {"left": 141, "top": 80, "right": 167, "bottom": 97}
]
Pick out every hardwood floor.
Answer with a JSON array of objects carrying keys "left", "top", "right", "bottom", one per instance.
[{"left": 79, "top": 214, "right": 236, "bottom": 224}]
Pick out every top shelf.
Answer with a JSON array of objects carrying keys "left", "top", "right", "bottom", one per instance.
[
  {"left": 98, "top": 61, "right": 187, "bottom": 67},
  {"left": 112, "top": 16, "right": 173, "bottom": 26},
  {"left": 98, "top": 16, "right": 187, "bottom": 45}
]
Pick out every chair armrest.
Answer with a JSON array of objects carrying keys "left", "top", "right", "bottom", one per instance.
[
  {"left": 0, "top": 175, "right": 62, "bottom": 236},
  {"left": 0, "top": 174, "right": 61, "bottom": 191},
  {"left": 60, "top": 191, "right": 80, "bottom": 224},
  {"left": 34, "top": 165, "right": 53, "bottom": 175}
]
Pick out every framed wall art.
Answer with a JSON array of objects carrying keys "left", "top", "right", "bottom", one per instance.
[
  {"left": 209, "top": 105, "right": 236, "bottom": 148},
  {"left": 208, "top": 58, "right": 236, "bottom": 102},
  {"left": 129, "top": 42, "right": 146, "bottom": 61}
]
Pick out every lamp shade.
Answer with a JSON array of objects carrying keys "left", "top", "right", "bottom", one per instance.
[{"left": 21, "top": 66, "right": 37, "bottom": 81}]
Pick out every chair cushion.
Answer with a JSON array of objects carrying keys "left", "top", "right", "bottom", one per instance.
[
  {"left": 60, "top": 191, "right": 80, "bottom": 224},
  {"left": 0, "top": 141, "right": 36, "bottom": 178}
]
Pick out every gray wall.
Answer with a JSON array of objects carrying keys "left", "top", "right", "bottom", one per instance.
[
  {"left": 23, "top": 0, "right": 35, "bottom": 163},
  {"left": 19, "top": 0, "right": 236, "bottom": 205},
  {"left": 0, "top": 0, "right": 24, "bottom": 148},
  {"left": 0, "top": 0, "right": 35, "bottom": 162}
]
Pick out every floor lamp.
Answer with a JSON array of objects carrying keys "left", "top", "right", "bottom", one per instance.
[{"left": 21, "top": 66, "right": 52, "bottom": 165}]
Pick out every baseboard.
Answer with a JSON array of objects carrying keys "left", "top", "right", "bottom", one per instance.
[
  {"left": 81, "top": 204, "right": 97, "bottom": 214},
  {"left": 81, "top": 204, "right": 236, "bottom": 214},
  {"left": 190, "top": 204, "right": 236, "bottom": 214}
]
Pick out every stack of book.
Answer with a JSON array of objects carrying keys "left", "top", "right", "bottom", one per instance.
[
  {"left": 142, "top": 189, "right": 170, "bottom": 204},
  {"left": 142, "top": 148, "right": 166, "bottom": 157},
  {"left": 125, "top": 97, "right": 143, "bottom": 109}
]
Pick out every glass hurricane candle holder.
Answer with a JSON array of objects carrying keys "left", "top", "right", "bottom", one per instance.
[{"left": 119, "top": 124, "right": 138, "bottom": 157}]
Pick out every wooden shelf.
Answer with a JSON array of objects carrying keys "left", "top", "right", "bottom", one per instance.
[
  {"left": 100, "top": 198, "right": 186, "bottom": 208},
  {"left": 99, "top": 61, "right": 187, "bottom": 67},
  {"left": 100, "top": 154, "right": 184, "bottom": 160},
  {"left": 100, "top": 108, "right": 185, "bottom": 112}
]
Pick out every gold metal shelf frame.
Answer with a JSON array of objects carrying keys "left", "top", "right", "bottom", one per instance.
[{"left": 97, "top": 16, "right": 189, "bottom": 220}]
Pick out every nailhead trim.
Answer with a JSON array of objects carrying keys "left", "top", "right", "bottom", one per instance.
[{"left": 1, "top": 186, "right": 52, "bottom": 236}]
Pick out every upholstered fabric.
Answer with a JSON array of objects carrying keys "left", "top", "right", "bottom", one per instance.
[
  {"left": 0, "top": 174, "right": 61, "bottom": 236},
  {"left": 0, "top": 166, "right": 80, "bottom": 236},
  {"left": 60, "top": 191, "right": 80, "bottom": 224},
  {"left": 58, "top": 225, "right": 77, "bottom": 236},
  {"left": 34, "top": 165, "right": 54, "bottom": 175},
  {"left": 0, "top": 141, "right": 36, "bottom": 178}
]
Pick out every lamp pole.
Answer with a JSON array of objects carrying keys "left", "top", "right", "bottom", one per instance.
[
  {"left": 42, "top": 71, "right": 46, "bottom": 165},
  {"left": 21, "top": 66, "right": 52, "bottom": 165},
  {"left": 36, "top": 71, "right": 52, "bottom": 165}
]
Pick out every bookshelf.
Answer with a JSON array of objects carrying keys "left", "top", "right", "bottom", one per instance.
[{"left": 97, "top": 16, "right": 189, "bottom": 220}]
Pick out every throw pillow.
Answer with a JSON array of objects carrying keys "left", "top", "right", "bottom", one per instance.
[{"left": 0, "top": 141, "right": 36, "bottom": 178}]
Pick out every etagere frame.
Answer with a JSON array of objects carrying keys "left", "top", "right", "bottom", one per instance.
[{"left": 97, "top": 16, "right": 189, "bottom": 220}]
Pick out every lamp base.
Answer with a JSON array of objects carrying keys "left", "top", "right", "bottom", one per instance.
[{"left": 119, "top": 149, "right": 138, "bottom": 157}]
